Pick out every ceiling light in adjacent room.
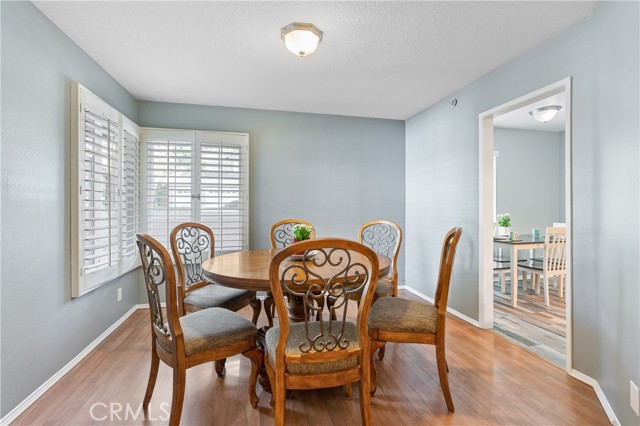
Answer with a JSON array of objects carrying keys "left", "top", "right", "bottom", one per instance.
[
  {"left": 529, "top": 105, "right": 562, "bottom": 123},
  {"left": 281, "top": 22, "right": 323, "bottom": 57}
]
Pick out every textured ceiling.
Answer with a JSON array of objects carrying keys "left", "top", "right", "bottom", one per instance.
[{"left": 34, "top": 1, "right": 595, "bottom": 120}]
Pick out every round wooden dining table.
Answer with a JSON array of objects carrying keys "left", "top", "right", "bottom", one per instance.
[{"left": 201, "top": 248, "right": 391, "bottom": 391}]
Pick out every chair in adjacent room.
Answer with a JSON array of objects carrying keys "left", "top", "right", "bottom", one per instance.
[
  {"left": 368, "top": 227, "right": 463, "bottom": 412},
  {"left": 518, "top": 226, "right": 567, "bottom": 306},
  {"left": 170, "top": 222, "right": 261, "bottom": 375},
  {"left": 264, "top": 238, "right": 380, "bottom": 426},
  {"left": 137, "top": 233, "right": 262, "bottom": 426},
  {"left": 493, "top": 260, "right": 511, "bottom": 294}
]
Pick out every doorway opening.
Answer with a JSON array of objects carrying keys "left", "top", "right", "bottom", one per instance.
[{"left": 478, "top": 78, "right": 572, "bottom": 371}]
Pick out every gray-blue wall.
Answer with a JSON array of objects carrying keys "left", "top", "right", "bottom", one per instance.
[
  {"left": 495, "top": 128, "right": 565, "bottom": 233},
  {"left": 138, "top": 102, "right": 406, "bottom": 300},
  {"left": 0, "top": 2, "right": 141, "bottom": 416},
  {"left": 405, "top": 2, "right": 639, "bottom": 423}
]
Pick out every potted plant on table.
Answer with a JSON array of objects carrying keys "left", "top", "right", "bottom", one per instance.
[
  {"left": 292, "top": 223, "right": 314, "bottom": 255},
  {"left": 496, "top": 213, "right": 511, "bottom": 236}
]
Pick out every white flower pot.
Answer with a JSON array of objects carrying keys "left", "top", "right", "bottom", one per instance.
[{"left": 498, "top": 226, "right": 510, "bottom": 236}]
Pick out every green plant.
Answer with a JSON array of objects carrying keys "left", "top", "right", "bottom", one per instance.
[
  {"left": 497, "top": 213, "right": 511, "bottom": 227},
  {"left": 292, "top": 224, "right": 313, "bottom": 241}
]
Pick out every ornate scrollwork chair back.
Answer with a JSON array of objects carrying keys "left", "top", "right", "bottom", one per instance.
[
  {"left": 137, "top": 233, "right": 262, "bottom": 426},
  {"left": 358, "top": 219, "right": 403, "bottom": 297},
  {"left": 265, "top": 238, "right": 379, "bottom": 426},
  {"left": 137, "top": 233, "right": 182, "bottom": 354},
  {"left": 269, "top": 218, "right": 316, "bottom": 249},
  {"left": 170, "top": 222, "right": 260, "bottom": 324}
]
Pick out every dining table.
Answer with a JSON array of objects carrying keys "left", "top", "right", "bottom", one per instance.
[
  {"left": 201, "top": 248, "right": 391, "bottom": 391},
  {"left": 493, "top": 234, "right": 545, "bottom": 307}
]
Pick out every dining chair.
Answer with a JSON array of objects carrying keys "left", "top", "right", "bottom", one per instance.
[
  {"left": 266, "top": 219, "right": 316, "bottom": 325},
  {"left": 264, "top": 238, "right": 380, "bottom": 426},
  {"left": 345, "top": 220, "right": 402, "bottom": 361},
  {"left": 170, "top": 222, "right": 262, "bottom": 376},
  {"left": 368, "top": 227, "right": 463, "bottom": 412},
  {"left": 269, "top": 218, "right": 316, "bottom": 249},
  {"left": 136, "top": 233, "right": 262, "bottom": 426},
  {"left": 518, "top": 226, "right": 567, "bottom": 306},
  {"left": 493, "top": 260, "right": 511, "bottom": 294}
]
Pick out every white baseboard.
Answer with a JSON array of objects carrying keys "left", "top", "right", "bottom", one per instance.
[
  {"left": 0, "top": 305, "right": 139, "bottom": 426},
  {"left": 570, "top": 370, "right": 620, "bottom": 426},
  {"left": 399, "top": 285, "right": 481, "bottom": 327}
]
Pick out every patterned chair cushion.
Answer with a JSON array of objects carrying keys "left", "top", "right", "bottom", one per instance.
[
  {"left": 369, "top": 297, "right": 439, "bottom": 335},
  {"left": 184, "top": 284, "right": 255, "bottom": 313},
  {"left": 265, "top": 321, "right": 360, "bottom": 375},
  {"left": 346, "top": 277, "right": 394, "bottom": 301},
  {"left": 174, "top": 308, "right": 257, "bottom": 356}
]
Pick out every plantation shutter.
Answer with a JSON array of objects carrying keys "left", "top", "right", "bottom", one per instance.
[
  {"left": 197, "top": 133, "right": 248, "bottom": 252},
  {"left": 144, "top": 130, "right": 195, "bottom": 248},
  {"left": 142, "top": 129, "right": 249, "bottom": 254},
  {"left": 71, "top": 83, "right": 140, "bottom": 297},
  {"left": 121, "top": 118, "right": 141, "bottom": 261}
]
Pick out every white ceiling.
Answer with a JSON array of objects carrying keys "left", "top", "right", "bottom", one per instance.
[
  {"left": 34, "top": 1, "right": 595, "bottom": 120},
  {"left": 494, "top": 92, "right": 566, "bottom": 132}
]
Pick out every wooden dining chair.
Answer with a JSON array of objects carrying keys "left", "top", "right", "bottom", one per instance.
[
  {"left": 518, "top": 226, "right": 567, "bottom": 306},
  {"left": 368, "top": 227, "right": 462, "bottom": 412},
  {"left": 269, "top": 218, "right": 316, "bottom": 249},
  {"left": 345, "top": 220, "right": 402, "bottom": 361},
  {"left": 136, "top": 234, "right": 262, "bottom": 426},
  {"left": 264, "top": 238, "right": 380, "bottom": 426},
  {"left": 170, "top": 223, "right": 261, "bottom": 321},
  {"left": 266, "top": 219, "right": 316, "bottom": 324}
]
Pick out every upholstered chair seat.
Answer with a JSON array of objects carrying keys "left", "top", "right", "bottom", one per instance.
[
  {"left": 348, "top": 276, "right": 394, "bottom": 300},
  {"left": 265, "top": 321, "right": 360, "bottom": 375},
  {"left": 369, "top": 297, "right": 438, "bottom": 335},
  {"left": 184, "top": 285, "right": 258, "bottom": 314},
  {"left": 169, "top": 308, "right": 258, "bottom": 356}
]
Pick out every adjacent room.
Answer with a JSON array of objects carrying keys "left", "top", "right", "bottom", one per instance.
[{"left": 1, "top": 1, "right": 639, "bottom": 426}]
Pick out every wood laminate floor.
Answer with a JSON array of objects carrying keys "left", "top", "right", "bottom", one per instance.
[
  {"left": 493, "top": 276, "right": 566, "bottom": 367},
  {"left": 13, "top": 290, "right": 607, "bottom": 426}
]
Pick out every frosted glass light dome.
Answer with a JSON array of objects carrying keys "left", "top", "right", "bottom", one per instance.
[
  {"left": 281, "top": 23, "right": 323, "bottom": 57},
  {"left": 529, "top": 105, "right": 562, "bottom": 123}
]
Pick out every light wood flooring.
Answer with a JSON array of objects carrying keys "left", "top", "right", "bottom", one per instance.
[
  {"left": 493, "top": 275, "right": 566, "bottom": 367},
  {"left": 14, "top": 290, "right": 607, "bottom": 426}
]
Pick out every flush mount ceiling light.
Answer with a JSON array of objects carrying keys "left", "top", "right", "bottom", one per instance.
[
  {"left": 281, "top": 22, "right": 323, "bottom": 57},
  {"left": 529, "top": 105, "right": 562, "bottom": 123}
]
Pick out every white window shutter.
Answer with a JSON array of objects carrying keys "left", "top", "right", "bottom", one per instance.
[
  {"left": 71, "top": 83, "right": 140, "bottom": 297},
  {"left": 142, "top": 129, "right": 249, "bottom": 254}
]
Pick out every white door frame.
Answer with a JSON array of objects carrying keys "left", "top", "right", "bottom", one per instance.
[{"left": 478, "top": 77, "right": 573, "bottom": 372}]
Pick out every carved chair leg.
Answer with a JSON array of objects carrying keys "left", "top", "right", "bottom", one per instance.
[
  {"left": 143, "top": 347, "right": 160, "bottom": 408},
  {"left": 215, "top": 359, "right": 226, "bottom": 377},
  {"left": 250, "top": 298, "right": 262, "bottom": 325},
  {"left": 343, "top": 383, "right": 353, "bottom": 400},
  {"left": 265, "top": 361, "right": 276, "bottom": 408},
  {"left": 358, "top": 378, "right": 372, "bottom": 426},
  {"left": 242, "top": 347, "right": 263, "bottom": 408},
  {"left": 169, "top": 367, "right": 186, "bottom": 426},
  {"left": 377, "top": 344, "right": 386, "bottom": 361},
  {"left": 274, "top": 377, "right": 286, "bottom": 426},
  {"left": 369, "top": 340, "right": 384, "bottom": 396},
  {"left": 435, "top": 343, "right": 454, "bottom": 412},
  {"left": 264, "top": 293, "right": 275, "bottom": 328}
]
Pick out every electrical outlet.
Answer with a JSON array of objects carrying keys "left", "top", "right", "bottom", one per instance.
[
  {"left": 117, "top": 287, "right": 123, "bottom": 302},
  {"left": 631, "top": 380, "right": 639, "bottom": 416}
]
